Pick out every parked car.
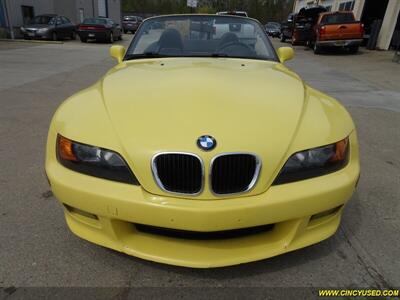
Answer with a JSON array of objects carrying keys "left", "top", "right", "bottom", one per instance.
[
  {"left": 280, "top": 13, "right": 295, "bottom": 42},
  {"left": 46, "top": 14, "right": 360, "bottom": 268},
  {"left": 20, "top": 14, "right": 76, "bottom": 41},
  {"left": 311, "top": 11, "right": 364, "bottom": 54},
  {"left": 216, "top": 11, "right": 248, "bottom": 17},
  {"left": 77, "top": 18, "right": 122, "bottom": 43},
  {"left": 122, "top": 15, "right": 143, "bottom": 34},
  {"left": 265, "top": 22, "right": 281, "bottom": 37},
  {"left": 281, "top": 6, "right": 327, "bottom": 45}
]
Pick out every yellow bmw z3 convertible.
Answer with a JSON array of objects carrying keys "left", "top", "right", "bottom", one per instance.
[{"left": 46, "top": 14, "right": 360, "bottom": 268}]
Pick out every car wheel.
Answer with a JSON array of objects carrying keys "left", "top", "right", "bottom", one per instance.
[
  {"left": 71, "top": 31, "right": 76, "bottom": 40},
  {"left": 313, "top": 42, "right": 322, "bottom": 54},
  {"left": 123, "top": 29, "right": 127, "bottom": 34},
  {"left": 280, "top": 34, "right": 286, "bottom": 42},
  {"left": 108, "top": 32, "right": 114, "bottom": 43},
  {"left": 118, "top": 33, "right": 122, "bottom": 41},
  {"left": 52, "top": 32, "right": 58, "bottom": 41},
  {"left": 80, "top": 36, "right": 87, "bottom": 43},
  {"left": 348, "top": 45, "right": 359, "bottom": 54}
]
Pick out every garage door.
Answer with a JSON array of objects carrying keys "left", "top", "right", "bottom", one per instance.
[{"left": 98, "top": 0, "right": 107, "bottom": 17}]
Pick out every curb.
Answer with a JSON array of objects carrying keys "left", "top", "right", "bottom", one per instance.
[{"left": 0, "top": 39, "right": 64, "bottom": 44}]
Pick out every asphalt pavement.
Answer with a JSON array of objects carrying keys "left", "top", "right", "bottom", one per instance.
[{"left": 0, "top": 36, "right": 399, "bottom": 297}]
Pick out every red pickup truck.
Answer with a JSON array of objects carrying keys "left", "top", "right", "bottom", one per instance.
[{"left": 312, "top": 11, "right": 364, "bottom": 54}]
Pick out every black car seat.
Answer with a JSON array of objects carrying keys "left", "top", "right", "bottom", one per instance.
[
  {"left": 157, "top": 28, "right": 184, "bottom": 55},
  {"left": 219, "top": 32, "right": 239, "bottom": 47}
]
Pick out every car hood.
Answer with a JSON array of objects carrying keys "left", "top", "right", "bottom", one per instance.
[{"left": 101, "top": 58, "right": 306, "bottom": 198}]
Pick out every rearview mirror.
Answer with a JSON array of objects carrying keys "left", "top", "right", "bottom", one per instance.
[
  {"left": 277, "top": 47, "right": 294, "bottom": 63},
  {"left": 110, "top": 45, "right": 125, "bottom": 64}
]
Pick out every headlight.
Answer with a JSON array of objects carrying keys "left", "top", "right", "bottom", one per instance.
[
  {"left": 20, "top": 27, "right": 26, "bottom": 32},
  {"left": 56, "top": 135, "right": 139, "bottom": 185},
  {"left": 273, "top": 137, "right": 349, "bottom": 185}
]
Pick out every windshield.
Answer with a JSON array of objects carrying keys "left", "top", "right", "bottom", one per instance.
[
  {"left": 125, "top": 15, "right": 277, "bottom": 61},
  {"left": 30, "top": 16, "right": 55, "bottom": 25},
  {"left": 321, "top": 13, "right": 355, "bottom": 24},
  {"left": 266, "top": 23, "right": 279, "bottom": 29}
]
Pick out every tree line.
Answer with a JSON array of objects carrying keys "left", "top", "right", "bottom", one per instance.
[{"left": 122, "top": 0, "right": 295, "bottom": 23}]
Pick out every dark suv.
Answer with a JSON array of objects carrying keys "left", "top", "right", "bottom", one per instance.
[
  {"left": 20, "top": 14, "right": 76, "bottom": 41},
  {"left": 122, "top": 16, "right": 142, "bottom": 33}
]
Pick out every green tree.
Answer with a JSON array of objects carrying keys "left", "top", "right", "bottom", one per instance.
[{"left": 122, "top": 0, "right": 295, "bottom": 23}]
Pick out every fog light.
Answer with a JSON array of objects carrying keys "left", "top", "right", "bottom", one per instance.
[
  {"left": 64, "top": 204, "right": 98, "bottom": 220},
  {"left": 310, "top": 206, "right": 342, "bottom": 221}
]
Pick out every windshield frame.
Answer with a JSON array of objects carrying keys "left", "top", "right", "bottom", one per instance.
[{"left": 124, "top": 14, "right": 279, "bottom": 62}]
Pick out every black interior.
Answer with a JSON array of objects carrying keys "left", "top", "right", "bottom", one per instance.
[{"left": 145, "top": 30, "right": 257, "bottom": 58}]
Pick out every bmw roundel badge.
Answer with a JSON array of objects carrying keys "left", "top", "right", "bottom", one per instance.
[{"left": 197, "top": 135, "right": 217, "bottom": 151}]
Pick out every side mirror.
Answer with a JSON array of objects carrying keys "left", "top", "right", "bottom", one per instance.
[
  {"left": 110, "top": 45, "right": 125, "bottom": 64},
  {"left": 277, "top": 47, "right": 294, "bottom": 63}
]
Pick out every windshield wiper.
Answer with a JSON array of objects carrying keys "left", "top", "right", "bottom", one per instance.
[{"left": 124, "top": 52, "right": 166, "bottom": 60}]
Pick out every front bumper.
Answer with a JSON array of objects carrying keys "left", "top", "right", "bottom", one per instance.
[
  {"left": 78, "top": 31, "right": 108, "bottom": 40},
  {"left": 268, "top": 31, "right": 281, "bottom": 37},
  {"left": 317, "top": 39, "right": 363, "bottom": 47},
  {"left": 46, "top": 135, "right": 360, "bottom": 268},
  {"left": 23, "top": 30, "right": 51, "bottom": 40},
  {"left": 123, "top": 24, "right": 138, "bottom": 31}
]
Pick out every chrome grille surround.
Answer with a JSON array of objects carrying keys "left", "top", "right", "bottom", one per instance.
[
  {"left": 151, "top": 152, "right": 205, "bottom": 196},
  {"left": 210, "top": 152, "right": 262, "bottom": 196}
]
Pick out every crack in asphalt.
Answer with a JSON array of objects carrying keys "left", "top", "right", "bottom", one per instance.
[{"left": 339, "top": 227, "right": 394, "bottom": 290}]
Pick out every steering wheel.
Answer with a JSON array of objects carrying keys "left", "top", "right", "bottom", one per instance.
[{"left": 216, "top": 41, "right": 254, "bottom": 56}]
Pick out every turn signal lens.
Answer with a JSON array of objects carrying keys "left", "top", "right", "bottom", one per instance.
[
  {"left": 58, "top": 135, "right": 78, "bottom": 161},
  {"left": 330, "top": 138, "right": 349, "bottom": 162}
]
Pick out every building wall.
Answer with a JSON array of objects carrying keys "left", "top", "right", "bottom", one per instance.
[
  {"left": 93, "top": 0, "right": 121, "bottom": 22},
  {"left": 53, "top": 0, "right": 76, "bottom": 23},
  {"left": 75, "top": 0, "right": 96, "bottom": 23},
  {"left": 5, "top": 0, "right": 54, "bottom": 26},
  {"left": 105, "top": 0, "right": 121, "bottom": 23},
  {"left": 377, "top": 0, "right": 400, "bottom": 50}
]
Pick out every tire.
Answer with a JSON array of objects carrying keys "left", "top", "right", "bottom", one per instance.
[
  {"left": 349, "top": 45, "right": 359, "bottom": 54},
  {"left": 123, "top": 29, "right": 127, "bottom": 34},
  {"left": 71, "top": 31, "right": 76, "bottom": 40},
  {"left": 313, "top": 41, "right": 322, "bottom": 54},
  {"left": 118, "top": 33, "right": 122, "bottom": 41},
  {"left": 108, "top": 32, "right": 114, "bottom": 43},
  {"left": 280, "top": 34, "right": 286, "bottom": 42},
  {"left": 52, "top": 32, "right": 58, "bottom": 41},
  {"left": 80, "top": 36, "right": 87, "bottom": 43}
]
